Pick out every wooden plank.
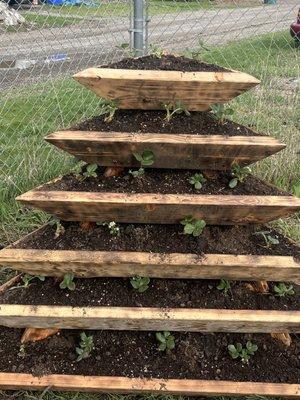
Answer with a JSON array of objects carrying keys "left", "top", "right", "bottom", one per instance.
[
  {"left": 0, "top": 373, "right": 299, "bottom": 398},
  {"left": 0, "top": 305, "right": 299, "bottom": 332},
  {"left": 16, "top": 190, "right": 300, "bottom": 224},
  {"left": 73, "top": 68, "right": 260, "bottom": 111},
  {"left": 45, "top": 131, "right": 285, "bottom": 170},
  {"left": 1, "top": 247, "right": 299, "bottom": 284}
]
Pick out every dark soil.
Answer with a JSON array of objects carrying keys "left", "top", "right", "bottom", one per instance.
[
  {"left": 5, "top": 222, "right": 300, "bottom": 309},
  {"left": 73, "top": 109, "right": 263, "bottom": 137},
  {"left": 38, "top": 169, "right": 289, "bottom": 196},
  {"left": 11, "top": 222, "right": 299, "bottom": 257},
  {"left": 102, "top": 54, "right": 230, "bottom": 73},
  {"left": 0, "top": 327, "right": 299, "bottom": 383}
]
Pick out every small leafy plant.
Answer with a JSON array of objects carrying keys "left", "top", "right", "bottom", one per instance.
[
  {"left": 49, "top": 217, "right": 65, "bottom": 239},
  {"left": 149, "top": 43, "right": 164, "bottom": 58},
  {"left": 274, "top": 283, "right": 295, "bottom": 297},
  {"left": 229, "top": 163, "right": 251, "bottom": 188},
  {"left": 100, "top": 221, "right": 120, "bottom": 236},
  {"left": 156, "top": 331, "right": 175, "bottom": 352},
  {"left": 217, "top": 279, "right": 231, "bottom": 295},
  {"left": 228, "top": 341, "right": 258, "bottom": 364},
  {"left": 189, "top": 173, "right": 206, "bottom": 190},
  {"left": 129, "top": 150, "right": 154, "bottom": 177},
  {"left": 76, "top": 332, "right": 95, "bottom": 362},
  {"left": 21, "top": 274, "right": 45, "bottom": 288},
  {"left": 101, "top": 100, "right": 118, "bottom": 123},
  {"left": 60, "top": 272, "right": 76, "bottom": 291},
  {"left": 164, "top": 101, "right": 190, "bottom": 122},
  {"left": 116, "top": 42, "right": 136, "bottom": 57},
  {"left": 180, "top": 216, "right": 206, "bottom": 237},
  {"left": 130, "top": 276, "right": 150, "bottom": 293},
  {"left": 253, "top": 230, "right": 279, "bottom": 248},
  {"left": 73, "top": 161, "right": 98, "bottom": 181},
  {"left": 211, "top": 103, "right": 234, "bottom": 124}
]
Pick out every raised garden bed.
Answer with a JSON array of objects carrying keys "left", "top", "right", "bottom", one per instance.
[
  {"left": 16, "top": 171, "right": 300, "bottom": 224},
  {"left": 73, "top": 55, "right": 260, "bottom": 111},
  {"left": 1, "top": 223, "right": 299, "bottom": 283},
  {"left": 45, "top": 110, "right": 285, "bottom": 170}
]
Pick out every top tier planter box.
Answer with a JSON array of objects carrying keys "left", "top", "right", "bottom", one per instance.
[{"left": 73, "top": 68, "right": 260, "bottom": 111}]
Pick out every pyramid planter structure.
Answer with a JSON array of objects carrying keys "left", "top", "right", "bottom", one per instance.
[{"left": 0, "top": 55, "right": 300, "bottom": 397}]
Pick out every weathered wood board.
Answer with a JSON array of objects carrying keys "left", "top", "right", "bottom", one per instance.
[
  {"left": 0, "top": 238, "right": 299, "bottom": 283},
  {"left": 73, "top": 68, "right": 260, "bottom": 111},
  {"left": 0, "top": 374, "right": 299, "bottom": 398},
  {"left": 16, "top": 188, "right": 300, "bottom": 224},
  {"left": 0, "top": 305, "right": 299, "bottom": 332},
  {"left": 45, "top": 131, "right": 285, "bottom": 170}
]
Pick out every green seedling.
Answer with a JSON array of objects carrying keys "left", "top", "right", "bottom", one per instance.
[
  {"left": 116, "top": 42, "right": 136, "bottom": 57},
  {"left": 18, "top": 344, "right": 26, "bottom": 358},
  {"left": 228, "top": 341, "right": 258, "bottom": 364},
  {"left": 130, "top": 276, "right": 150, "bottom": 293},
  {"left": 253, "top": 230, "right": 279, "bottom": 248},
  {"left": 164, "top": 101, "right": 190, "bottom": 122},
  {"left": 129, "top": 150, "right": 154, "bottom": 177},
  {"left": 180, "top": 216, "right": 206, "bottom": 237},
  {"left": 101, "top": 221, "right": 120, "bottom": 237},
  {"left": 149, "top": 44, "right": 164, "bottom": 58},
  {"left": 60, "top": 272, "right": 76, "bottom": 291},
  {"left": 102, "top": 100, "right": 118, "bottom": 123},
  {"left": 49, "top": 217, "right": 65, "bottom": 239},
  {"left": 274, "top": 283, "right": 295, "bottom": 297},
  {"left": 217, "top": 279, "right": 231, "bottom": 295},
  {"left": 189, "top": 173, "right": 206, "bottom": 190},
  {"left": 156, "top": 331, "right": 175, "bottom": 352},
  {"left": 211, "top": 103, "right": 234, "bottom": 124},
  {"left": 21, "top": 274, "right": 45, "bottom": 288},
  {"left": 76, "top": 332, "right": 95, "bottom": 362},
  {"left": 229, "top": 163, "right": 251, "bottom": 188},
  {"left": 73, "top": 161, "right": 98, "bottom": 181}
]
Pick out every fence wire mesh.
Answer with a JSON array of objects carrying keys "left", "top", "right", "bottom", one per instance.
[{"left": 0, "top": 0, "right": 299, "bottom": 244}]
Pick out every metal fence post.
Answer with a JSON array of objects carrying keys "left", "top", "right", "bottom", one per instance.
[{"left": 132, "top": 0, "right": 146, "bottom": 56}]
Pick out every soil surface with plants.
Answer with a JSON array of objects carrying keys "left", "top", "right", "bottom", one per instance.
[
  {"left": 12, "top": 222, "right": 299, "bottom": 257},
  {"left": 0, "top": 327, "right": 299, "bottom": 383},
  {"left": 1, "top": 272, "right": 299, "bottom": 310},
  {"left": 73, "top": 110, "right": 263, "bottom": 137},
  {"left": 102, "top": 54, "right": 231, "bottom": 73},
  {"left": 37, "top": 170, "right": 289, "bottom": 196}
]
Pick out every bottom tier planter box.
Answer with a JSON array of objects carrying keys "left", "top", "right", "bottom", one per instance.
[{"left": 0, "top": 374, "right": 299, "bottom": 397}]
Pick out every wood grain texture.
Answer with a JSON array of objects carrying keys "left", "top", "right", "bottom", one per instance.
[
  {"left": 73, "top": 68, "right": 260, "bottom": 110},
  {"left": 0, "top": 373, "right": 299, "bottom": 397},
  {"left": 45, "top": 131, "right": 285, "bottom": 170},
  {"left": 16, "top": 189, "right": 300, "bottom": 224},
  {"left": 0, "top": 305, "right": 299, "bottom": 332},
  {"left": 1, "top": 247, "right": 299, "bottom": 283}
]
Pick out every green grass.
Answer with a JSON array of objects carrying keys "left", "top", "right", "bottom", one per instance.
[
  {"left": 0, "top": 29, "right": 298, "bottom": 399},
  {"left": 24, "top": 12, "right": 80, "bottom": 28}
]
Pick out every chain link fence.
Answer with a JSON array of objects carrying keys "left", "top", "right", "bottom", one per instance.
[{"left": 1, "top": 0, "right": 299, "bottom": 244}]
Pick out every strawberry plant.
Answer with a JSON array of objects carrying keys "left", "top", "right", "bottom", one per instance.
[
  {"left": 228, "top": 341, "right": 258, "bottom": 364},
  {"left": 180, "top": 216, "right": 206, "bottom": 237},
  {"left": 101, "top": 100, "right": 118, "bottom": 123},
  {"left": 129, "top": 150, "right": 154, "bottom": 177},
  {"left": 21, "top": 274, "right": 45, "bottom": 288},
  {"left": 274, "top": 283, "right": 294, "bottom": 297},
  {"left": 60, "top": 272, "right": 76, "bottom": 291},
  {"left": 164, "top": 101, "right": 190, "bottom": 122},
  {"left": 49, "top": 217, "right": 65, "bottom": 239},
  {"left": 211, "top": 103, "right": 234, "bottom": 124},
  {"left": 253, "top": 230, "right": 279, "bottom": 248},
  {"left": 217, "top": 279, "right": 231, "bottom": 295},
  {"left": 76, "top": 332, "right": 95, "bottom": 362},
  {"left": 100, "top": 221, "right": 120, "bottom": 237},
  {"left": 189, "top": 173, "right": 206, "bottom": 190},
  {"left": 130, "top": 276, "right": 150, "bottom": 293},
  {"left": 156, "top": 331, "right": 175, "bottom": 352},
  {"left": 229, "top": 163, "right": 251, "bottom": 188},
  {"left": 73, "top": 161, "right": 98, "bottom": 181}
]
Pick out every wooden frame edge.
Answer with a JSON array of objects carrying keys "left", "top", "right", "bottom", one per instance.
[
  {"left": 0, "top": 373, "right": 298, "bottom": 397},
  {"left": 0, "top": 305, "right": 299, "bottom": 332}
]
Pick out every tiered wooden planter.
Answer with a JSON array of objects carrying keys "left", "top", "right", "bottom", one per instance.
[{"left": 0, "top": 60, "right": 300, "bottom": 397}]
